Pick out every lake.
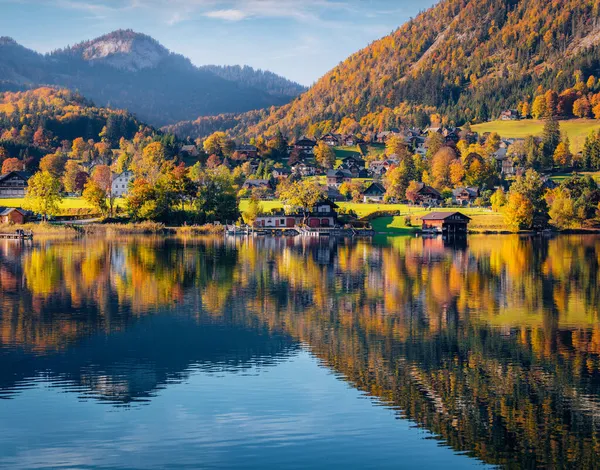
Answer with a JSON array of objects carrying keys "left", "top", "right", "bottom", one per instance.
[{"left": 1, "top": 235, "right": 599, "bottom": 469}]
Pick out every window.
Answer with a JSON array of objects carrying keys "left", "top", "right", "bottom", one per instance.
[{"left": 280, "top": 219, "right": 285, "bottom": 224}]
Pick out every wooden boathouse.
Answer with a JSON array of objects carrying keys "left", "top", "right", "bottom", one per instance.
[{"left": 420, "top": 211, "right": 471, "bottom": 235}]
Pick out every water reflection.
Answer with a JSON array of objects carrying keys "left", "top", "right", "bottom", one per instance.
[{"left": 1, "top": 235, "right": 600, "bottom": 467}]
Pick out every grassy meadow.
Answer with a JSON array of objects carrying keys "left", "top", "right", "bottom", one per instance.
[
  {"left": 0, "top": 197, "right": 125, "bottom": 213},
  {"left": 240, "top": 199, "right": 505, "bottom": 234},
  {"left": 472, "top": 118, "right": 600, "bottom": 152}
]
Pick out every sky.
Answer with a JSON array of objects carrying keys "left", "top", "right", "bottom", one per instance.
[{"left": 0, "top": 0, "right": 438, "bottom": 85}]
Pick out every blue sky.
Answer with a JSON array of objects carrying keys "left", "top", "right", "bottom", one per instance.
[{"left": 0, "top": 0, "right": 437, "bottom": 85}]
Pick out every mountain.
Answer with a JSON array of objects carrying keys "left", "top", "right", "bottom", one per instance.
[
  {"left": 168, "top": 0, "right": 600, "bottom": 140},
  {"left": 0, "top": 30, "right": 304, "bottom": 127}
]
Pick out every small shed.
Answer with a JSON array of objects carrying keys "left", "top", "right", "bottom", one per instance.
[
  {"left": 0, "top": 207, "right": 27, "bottom": 225},
  {"left": 421, "top": 211, "right": 471, "bottom": 235}
]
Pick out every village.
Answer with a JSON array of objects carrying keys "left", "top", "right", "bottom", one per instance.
[{"left": 0, "top": 114, "right": 598, "bottom": 236}]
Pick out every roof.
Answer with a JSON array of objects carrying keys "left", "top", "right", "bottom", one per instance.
[
  {"left": 452, "top": 187, "right": 479, "bottom": 197},
  {"left": 362, "top": 182, "right": 386, "bottom": 196},
  {"left": 421, "top": 211, "right": 472, "bottom": 221},
  {"left": 0, "top": 206, "right": 25, "bottom": 216},
  {"left": 0, "top": 171, "right": 31, "bottom": 183},
  {"left": 237, "top": 144, "right": 257, "bottom": 152},
  {"left": 326, "top": 169, "right": 352, "bottom": 178},
  {"left": 416, "top": 182, "right": 442, "bottom": 197}
]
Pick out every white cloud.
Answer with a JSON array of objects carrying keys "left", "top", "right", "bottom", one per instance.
[{"left": 203, "top": 8, "right": 248, "bottom": 21}]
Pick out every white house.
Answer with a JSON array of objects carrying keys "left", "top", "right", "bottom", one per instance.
[{"left": 112, "top": 171, "right": 134, "bottom": 198}]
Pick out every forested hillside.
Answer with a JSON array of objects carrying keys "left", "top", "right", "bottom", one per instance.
[
  {"left": 169, "top": 0, "right": 600, "bottom": 140},
  {"left": 0, "top": 87, "right": 146, "bottom": 165},
  {"left": 202, "top": 65, "right": 306, "bottom": 99},
  {"left": 0, "top": 30, "right": 302, "bottom": 127}
]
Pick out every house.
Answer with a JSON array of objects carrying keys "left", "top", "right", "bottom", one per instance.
[
  {"left": 412, "top": 183, "right": 443, "bottom": 206},
  {"left": 254, "top": 199, "right": 338, "bottom": 229},
  {"left": 500, "top": 110, "right": 519, "bottom": 121},
  {"left": 326, "top": 169, "right": 353, "bottom": 188},
  {"left": 0, "top": 172, "right": 30, "bottom": 198},
  {"left": 0, "top": 207, "right": 27, "bottom": 224},
  {"left": 375, "top": 130, "right": 401, "bottom": 143},
  {"left": 293, "top": 136, "right": 317, "bottom": 154},
  {"left": 493, "top": 147, "right": 520, "bottom": 177},
  {"left": 325, "top": 186, "right": 345, "bottom": 202},
  {"left": 112, "top": 171, "right": 134, "bottom": 198},
  {"left": 181, "top": 145, "right": 199, "bottom": 158},
  {"left": 421, "top": 211, "right": 471, "bottom": 235},
  {"left": 362, "top": 182, "right": 386, "bottom": 203},
  {"left": 320, "top": 133, "right": 342, "bottom": 147},
  {"left": 342, "top": 135, "right": 364, "bottom": 146},
  {"left": 452, "top": 187, "right": 480, "bottom": 205},
  {"left": 272, "top": 168, "right": 291, "bottom": 179},
  {"left": 242, "top": 179, "right": 273, "bottom": 191},
  {"left": 291, "top": 163, "right": 317, "bottom": 177},
  {"left": 237, "top": 144, "right": 258, "bottom": 159}
]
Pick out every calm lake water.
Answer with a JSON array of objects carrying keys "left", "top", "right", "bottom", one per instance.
[{"left": 1, "top": 235, "right": 600, "bottom": 469}]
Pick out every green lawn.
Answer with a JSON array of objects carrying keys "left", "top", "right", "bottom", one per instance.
[
  {"left": 0, "top": 197, "right": 125, "bottom": 212},
  {"left": 472, "top": 118, "right": 600, "bottom": 152},
  {"left": 240, "top": 199, "right": 506, "bottom": 233},
  {"left": 549, "top": 171, "right": 600, "bottom": 183}
]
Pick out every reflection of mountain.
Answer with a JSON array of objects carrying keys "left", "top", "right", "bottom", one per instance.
[
  {"left": 0, "top": 312, "right": 297, "bottom": 403},
  {"left": 1, "top": 235, "right": 600, "bottom": 466}
]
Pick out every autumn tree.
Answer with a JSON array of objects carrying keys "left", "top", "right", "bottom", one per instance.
[
  {"left": 63, "top": 160, "right": 86, "bottom": 194},
  {"left": 430, "top": 147, "right": 456, "bottom": 189},
  {"left": 83, "top": 179, "right": 109, "bottom": 216},
  {"left": 553, "top": 139, "right": 572, "bottom": 168},
  {"left": 23, "top": 171, "right": 62, "bottom": 220},
  {"left": 490, "top": 188, "right": 507, "bottom": 212},
  {"left": 405, "top": 181, "right": 422, "bottom": 204},
  {"left": 242, "top": 197, "right": 263, "bottom": 228},
  {"left": 2, "top": 158, "right": 23, "bottom": 174},
  {"left": 131, "top": 142, "right": 168, "bottom": 184},
  {"left": 548, "top": 188, "right": 577, "bottom": 229},
  {"left": 314, "top": 141, "right": 336, "bottom": 169},
  {"left": 449, "top": 159, "right": 465, "bottom": 187},
  {"left": 277, "top": 179, "right": 323, "bottom": 224},
  {"left": 203, "top": 132, "right": 234, "bottom": 157},
  {"left": 541, "top": 118, "right": 561, "bottom": 167},
  {"left": 503, "top": 192, "right": 534, "bottom": 230},
  {"left": 39, "top": 153, "right": 67, "bottom": 178},
  {"left": 92, "top": 165, "right": 115, "bottom": 216}
]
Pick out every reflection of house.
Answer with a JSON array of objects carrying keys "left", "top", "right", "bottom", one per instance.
[
  {"left": 452, "top": 187, "right": 479, "bottom": 205},
  {"left": 421, "top": 211, "right": 471, "bottom": 234},
  {"left": 0, "top": 171, "right": 30, "bottom": 197},
  {"left": 413, "top": 183, "right": 443, "bottom": 206},
  {"left": 0, "top": 207, "right": 27, "bottom": 224},
  {"left": 362, "top": 182, "right": 386, "bottom": 203},
  {"left": 326, "top": 169, "right": 352, "bottom": 188},
  {"left": 112, "top": 171, "right": 134, "bottom": 198},
  {"left": 255, "top": 199, "right": 338, "bottom": 228}
]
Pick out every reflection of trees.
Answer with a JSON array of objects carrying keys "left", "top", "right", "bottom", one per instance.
[{"left": 1, "top": 235, "right": 600, "bottom": 465}]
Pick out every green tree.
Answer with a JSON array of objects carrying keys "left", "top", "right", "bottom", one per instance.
[
  {"left": 541, "top": 118, "right": 561, "bottom": 167},
  {"left": 23, "top": 171, "right": 62, "bottom": 220},
  {"left": 490, "top": 188, "right": 507, "bottom": 212}
]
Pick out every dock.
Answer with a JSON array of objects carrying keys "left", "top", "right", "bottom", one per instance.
[{"left": 0, "top": 230, "right": 34, "bottom": 240}]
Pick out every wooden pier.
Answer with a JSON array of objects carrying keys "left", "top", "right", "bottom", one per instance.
[{"left": 0, "top": 230, "right": 33, "bottom": 240}]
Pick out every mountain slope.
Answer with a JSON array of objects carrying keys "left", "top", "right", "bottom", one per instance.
[
  {"left": 0, "top": 30, "right": 303, "bottom": 127},
  {"left": 186, "top": 0, "right": 600, "bottom": 140}
]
